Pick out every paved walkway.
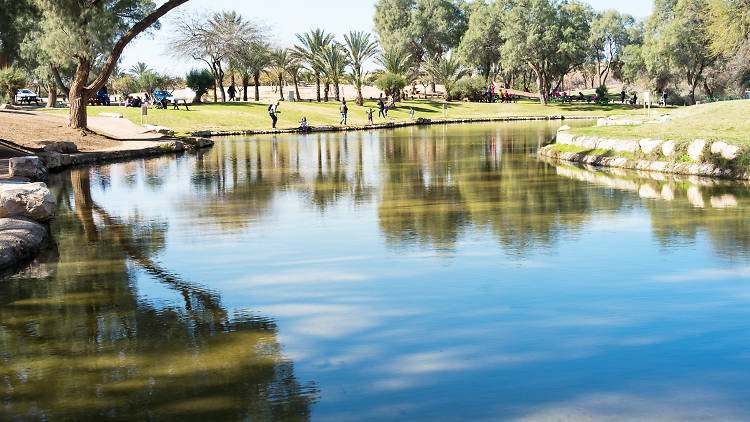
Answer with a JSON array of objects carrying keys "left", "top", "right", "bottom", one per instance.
[{"left": 86, "top": 115, "right": 165, "bottom": 151}]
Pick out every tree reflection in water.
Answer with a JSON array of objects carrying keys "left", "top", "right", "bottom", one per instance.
[{"left": 0, "top": 168, "right": 318, "bottom": 421}]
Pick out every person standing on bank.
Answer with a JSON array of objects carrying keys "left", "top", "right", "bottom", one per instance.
[
  {"left": 621, "top": 89, "right": 626, "bottom": 104},
  {"left": 340, "top": 100, "right": 348, "bottom": 125},
  {"left": 269, "top": 102, "right": 280, "bottom": 129},
  {"left": 377, "top": 98, "right": 385, "bottom": 118},
  {"left": 228, "top": 84, "right": 236, "bottom": 102}
]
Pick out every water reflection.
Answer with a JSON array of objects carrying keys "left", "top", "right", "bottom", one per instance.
[
  {"left": 3, "top": 121, "right": 750, "bottom": 421},
  {"left": 0, "top": 169, "right": 318, "bottom": 421}
]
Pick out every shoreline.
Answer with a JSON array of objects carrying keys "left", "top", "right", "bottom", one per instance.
[{"left": 188, "top": 115, "right": 603, "bottom": 137}]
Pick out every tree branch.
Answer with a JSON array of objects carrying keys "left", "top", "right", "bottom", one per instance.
[{"left": 85, "top": 0, "right": 190, "bottom": 94}]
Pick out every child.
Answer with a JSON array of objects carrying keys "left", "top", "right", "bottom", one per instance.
[
  {"left": 366, "top": 108, "right": 374, "bottom": 126},
  {"left": 409, "top": 107, "right": 414, "bottom": 119},
  {"left": 299, "top": 117, "right": 309, "bottom": 133}
]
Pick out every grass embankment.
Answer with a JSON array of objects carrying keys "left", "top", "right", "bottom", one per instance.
[
  {"left": 45, "top": 99, "right": 650, "bottom": 134},
  {"left": 570, "top": 100, "right": 750, "bottom": 144}
]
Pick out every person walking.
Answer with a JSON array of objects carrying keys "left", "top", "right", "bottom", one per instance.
[
  {"left": 378, "top": 98, "right": 385, "bottom": 118},
  {"left": 340, "top": 100, "right": 348, "bottom": 125},
  {"left": 661, "top": 91, "right": 668, "bottom": 107},
  {"left": 409, "top": 107, "right": 415, "bottom": 119},
  {"left": 228, "top": 84, "right": 236, "bottom": 102},
  {"left": 621, "top": 89, "right": 626, "bottom": 104},
  {"left": 269, "top": 101, "right": 280, "bottom": 128}
]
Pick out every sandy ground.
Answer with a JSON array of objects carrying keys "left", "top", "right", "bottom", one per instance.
[{"left": 0, "top": 109, "right": 163, "bottom": 152}]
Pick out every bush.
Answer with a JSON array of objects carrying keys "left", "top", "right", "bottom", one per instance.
[
  {"left": 595, "top": 84, "right": 608, "bottom": 99},
  {"left": 450, "top": 76, "right": 487, "bottom": 101},
  {"left": 0, "top": 67, "right": 27, "bottom": 104},
  {"left": 186, "top": 69, "right": 214, "bottom": 103},
  {"left": 375, "top": 72, "right": 407, "bottom": 100}
]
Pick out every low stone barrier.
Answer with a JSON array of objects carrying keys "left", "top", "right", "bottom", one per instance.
[{"left": 0, "top": 217, "right": 48, "bottom": 271}]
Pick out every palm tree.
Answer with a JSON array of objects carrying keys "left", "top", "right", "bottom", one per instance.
[
  {"left": 128, "top": 62, "right": 149, "bottom": 78},
  {"left": 315, "top": 43, "right": 350, "bottom": 102},
  {"left": 376, "top": 47, "right": 413, "bottom": 78},
  {"left": 294, "top": 29, "right": 334, "bottom": 102},
  {"left": 234, "top": 39, "right": 271, "bottom": 101},
  {"left": 423, "top": 55, "right": 468, "bottom": 100},
  {"left": 269, "top": 48, "right": 295, "bottom": 101},
  {"left": 343, "top": 31, "right": 379, "bottom": 105}
]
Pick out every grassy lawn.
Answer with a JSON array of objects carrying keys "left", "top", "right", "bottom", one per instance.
[
  {"left": 45, "top": 99, "right": 651, "bottom": 134},
  {"left": 570, "top": 100, "right": 750, "bottom": 144}
]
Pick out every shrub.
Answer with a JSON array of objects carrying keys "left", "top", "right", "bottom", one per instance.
[
  {"left": 375, "top": 72, "right": 407, "bottom": 101},
  {"left": 0, "top": 67, "right": 27, "bottom": 104},
  {"left": 186, "top": 69, "right": 214, "bottom": 103},
  {"left": 450, "top": 76, "right": 487, "bottom": 102},
  {"left": 595, "top": 84, "right": 608, "bottom": 99}
]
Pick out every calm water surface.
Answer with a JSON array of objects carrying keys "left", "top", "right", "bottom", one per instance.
[{"left": 2, "top": 122, "right": 750, "bottom": 421}]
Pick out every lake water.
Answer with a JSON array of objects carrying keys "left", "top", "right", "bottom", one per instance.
[{"left": 2, "top": 121, "right": 750, "bottom": 421}]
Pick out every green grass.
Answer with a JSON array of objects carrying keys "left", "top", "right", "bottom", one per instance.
[
  {"left": 44, "top": 99, "right": 652, "bottom": 134},
  {"left": 547, "top": 143, "right": 634, "bottom": 159},
  {"left": 569, "top": 100, "right": 750, "bottom": 144}
]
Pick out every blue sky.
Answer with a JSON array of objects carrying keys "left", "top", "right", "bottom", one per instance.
[{"left": 121, "top": 0, "right": 655, "bottom": 76}]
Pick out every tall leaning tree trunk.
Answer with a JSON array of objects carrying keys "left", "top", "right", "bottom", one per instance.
[
  {"left": 315, "top": 72, "right": 321, "bottom": 102},
  {"left": 66, "top": 0, "right": 189, "bottom": 129},
  {"left": 278, "top": 74, "right": 284, "bottom": 100},
  {"left": 69, "top": 59, "right": 92, "bottom": 129},
  {"left": 218, "top": 69, "right": 226, "bottom": 102},
  {"left": 253, "top": 71, "right": 260, "bottom": 101},
  {"left": 46, "top": 83, "right": 57, "bottom": 108}
]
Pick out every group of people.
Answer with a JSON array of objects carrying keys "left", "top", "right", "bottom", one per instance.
[
  {"left": 268, "top": 95, "right": 415, "bottom": 132},
  {"left": 482, "top": 85, "right": 516, "bottom": 103}
]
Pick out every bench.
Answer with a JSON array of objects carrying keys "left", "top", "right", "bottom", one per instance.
[{"left": 171, "top": 98, "right": 190, "bottom": 111}]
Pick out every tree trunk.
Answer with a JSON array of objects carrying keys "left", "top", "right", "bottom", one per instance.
[
  {"left": 46, "top": 83, "right": 57, "bottom": 108},
  {"left": 253, "top": 71, "right": 260, "bottom": 101},
  {"left": 69, "top": 59, "right": 92, "bottom": 129},
  {"left": 688, "top": 84, "right": 696, "bottom": 105},
  {"left": 315, "top": 73, "right": 321, "bottom": 102},
  {"left": 356, "top": 83, "right": 364, "bottom": 106},
  {"left": 324, "top": 81, "right": 329, "bottom": 102},
  {"left": 278, "top": 74, "right": 284, "bottom": 100},
  {"left": 430, "top": 79, "right": 436, "bottom": 93},
  {"left": 334, "top": 81, "right": 340, "bottom": 102},
  {"left": 534, "top": 70, "right": 549, "bottom": 105},
  {"left": 218, "top": 72, "right": 226, "bottom": 102},
  {"left": 242, "top": 74, "right": 249, "bottom": 101},
  {"left": 293, "top": 73, "right": 301, "bottom": 101},
  {"left": 213, "top": 83, "right": 217, "bottom": 102}
]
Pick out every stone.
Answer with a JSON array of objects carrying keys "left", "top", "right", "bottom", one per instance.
[
  {"left": 558, "top": 125, "right": 571, "bottom": 131},
  {"left": 687, "top": 139, "right": 706, "bottom": 161},
  {"left": 42, "top": 141, "right": 78, "bottom": 154},
  {"left": 0, "top": 182, "right": 57, "bottom": 221},
  {"left": 9, "top": 156, "right": 47, "bottom": 180},
  {"left": 661, "top": 140, "right": 675, "bottom": 157},
  {"left": 38, "top": 152, "right": 62, "bottom": 169},
  {"left": 0, "top": 217, "right": 48, "bottom": 270},
  {"left": 144, "top": 124, "right": 175, "bottom": 136},
  {"left": 555, "top": 131, "right": 576, "bottom": 144},
  {"left": 192, "top": 130, "right": 212, "bottom": 137},
  {"left": 639, "top": 138, "right": 662, "bottom": 154},
  {"left": 0, "top": 104, "right": 19, "bottom": 110},
  {"left": 710, "top": 141, "right": 741, "bottom": 160},
  {"left": 158, "top": 141, "right": 185, "bottom": 152},
  {"left": 195, "top": 137, "right": 214, "bottom": 148}
]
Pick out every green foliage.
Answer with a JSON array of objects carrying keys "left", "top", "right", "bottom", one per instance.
[
  {"left": 186, "top": 69, "right": 214, "bottom": 102},
  {"left": 344, "top": 31, "right": 379, "bottom": 105},
  {"left": 450, "top": 76, "right": 488, "bottom": 101},
  {"left": 501, "top": 0, "right": 591, "bottom": 104},
  {"left": 0, "top": 67, "right": 27, "bottom": 103},
  {"left": 589, "top": 9, "right": 636, "bottom": 86},
  {"left": 706, "top": 0, "right": 750, "bottom": 54},
  {"left": 595, "top": 85, "right": 608, "bottom": 98},
  {"left": 375, "top": 46, "right": 413, "bottom": 78},
  {"left": 111, "top": 74, "right": 139, "bottom": 97},
  {"left": 457, "top": 1, "right": 505, "bottom": 81},
  {"left": 375, "top": 72, "right": 407, "bottom": 99},
  {"left": 423, "top": 55, "right": 468, "bottom": 99}
]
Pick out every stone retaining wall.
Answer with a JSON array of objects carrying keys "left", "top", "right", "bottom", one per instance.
[{"left": 540, "top": 131, "right": 750, "bottom": 180}]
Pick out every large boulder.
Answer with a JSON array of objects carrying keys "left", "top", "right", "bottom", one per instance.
[
  {"left": 158, "top": 140, "right": 185, "bottom": 152},
  {"left": 0, "top": 182, "right": 57, "bottom": 221},
  {"left": 42, "top": 141, "right": 78, "bottom": 154},
  {"left": 0, "top": 217, "right": 48, "bottom": 270},
  {"left": 687, "top": 139, "right": 706, "bottom": 161},
  {"left": 661, "top": 140, "right": 675, "bottom": 157},
  {"left": 710, "top": 141, "right": 740, "bottom": 160},
  {"left": 195, "top": 137, "right": 214, "bottom": 148},
  {"left": 639, "top": 138, "right": 662, "bottom": 154},
  {"left": 38, "top": 152, "right": 72, "bottom": 170},
  {"left": 9, "top": 156, "right": 47, "bottom": 180}
]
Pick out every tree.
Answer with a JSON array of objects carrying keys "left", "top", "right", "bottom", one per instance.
[
  {"left": 0, "top": 67, "right": 27, "bottom": 104},
  {"left": 128, "top": 62, "right": 149, "bottom": 79},
  {"left": 112, "top": 74, "right": 138, "bottom": 98},
  {"left": 236, "top": 41, "right": 270, "bottom": 101},
  {"left": 457, "top": 1, "right": 505, "bottom": 82},
  {"left": 315, "top": 43, "right": 350, "bottom": 102},
  {"left": 294, "top": 29, "right": 335, "bottom": 102},
  {"left": 375, "top": 73, "right": 407, "bottom": 101},
  {"left": 0, "top": 0, "right": 38, "bottom": 67},
  {"left": 344, "top": 31, "right": 379, "bottom": 105},
  {"left": 706, "top": 0, "right": 750, "bottom": 55},
  {"left": 186, "top": 68, "right": 214, "bottom": 103},
  {"left": 501, "top": 0, "right": 591, "bottom": 104},
  {"left": 33, "top": 0, "right": 189, "bottom": 129},
  {"left": 589, "top": 9, "right": 635, "bottom": 86},
  {"left": 268, "top": 48, "right": 296, "bottom": 101},
  {"left": 423, "top": 55, "right": 468, "bottom": 99},
  {"left": 171, "top": 10, "right": 256, "bottom": 103}
]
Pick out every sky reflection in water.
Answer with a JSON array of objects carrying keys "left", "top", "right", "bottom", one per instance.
[{"left": 2, "top": 121, "right": 750, "bottom": 421}]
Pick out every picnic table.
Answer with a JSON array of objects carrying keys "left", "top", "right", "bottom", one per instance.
[{"left": 171, "top": 98, "right": 189, "bottom": 110}]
